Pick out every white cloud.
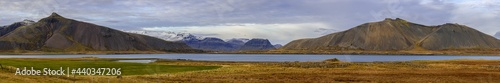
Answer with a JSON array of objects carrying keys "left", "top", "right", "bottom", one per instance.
[
  {"left": 449, "top": 0, "right": 500, "bottom": 35},
  {"left": 142, "top": 23, "right": 331, "bottom": 44}
]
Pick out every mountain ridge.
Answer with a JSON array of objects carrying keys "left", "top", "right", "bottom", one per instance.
[
  {"left": 282, "top": 18, "right": 500, "bottom": 51},
  {"left": 0, "top": 19, "right": 35, "bottom": 37},
  {"left": 0, "top": 13, "right": 192, "bottom": 52}
]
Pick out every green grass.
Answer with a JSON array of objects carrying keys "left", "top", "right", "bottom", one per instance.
[{"left": 0, "top": 59, "right": 221, "bottom": 75}]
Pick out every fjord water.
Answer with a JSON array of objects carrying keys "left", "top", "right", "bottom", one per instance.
[{"left": 1, "top": 54, "right": 500, "bottom": 62}]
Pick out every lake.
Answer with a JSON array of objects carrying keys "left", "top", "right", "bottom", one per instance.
[{"left": 1, "top": 54, "right": 500, "bottom": 62}]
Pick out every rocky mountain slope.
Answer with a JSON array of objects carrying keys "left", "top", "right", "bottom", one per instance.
[
  {"left": 0, "top": 20, "right": 35, "bottom": 37},
  {"left": 0, "top": 13, "right": 191, "bottom": 52},
  {"left": 282, "top": 18, "right": 500, "bottom": 51}
]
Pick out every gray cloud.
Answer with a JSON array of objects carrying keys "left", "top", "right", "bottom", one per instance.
[
  {"left": 0, "top": 0, "right": 497, "bottom": 44},
  {"left": 448, "top": 0, "right": 500, "bottom": 35}
]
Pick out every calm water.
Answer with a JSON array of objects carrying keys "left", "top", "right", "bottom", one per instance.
[
  {"left": 117, "top": 60, "right": 157, "bottom": 63},
  {"left": 1, "top": 54, "right": 500, "bottom": 62}
]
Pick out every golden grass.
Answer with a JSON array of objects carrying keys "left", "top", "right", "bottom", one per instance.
[{"left": 1, "top": 59, "right": 500, "bottom": 83}]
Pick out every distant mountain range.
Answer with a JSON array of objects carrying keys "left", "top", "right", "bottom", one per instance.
[
  {"left": 127, "top": 31, "right": 277, "bottom": 52},
  {"left": 282, "top": 18, "right": 500, "bottom": 51},
  {"left": 0, "top": 13, "right": 192, "bottom": 53}
]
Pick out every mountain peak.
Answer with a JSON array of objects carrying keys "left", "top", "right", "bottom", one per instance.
[
  {"left": 443, "top": 23, "right": 460, "bottom": 25},
  {"left": 250, "top": 38, "right": 268, "bottom": 41},
  {"left": 48, "top": 12, "right": 63, "bottom": 18},
  {"left": 383, "top": 18, "right": 406, "bottom": 22},
  {"left": 383, "top": 18, "right": 393, "bottom": 21},
  {"left": 439, "top": 23, "right": 466, "bottom": 28},
  {"left": 0, "top": 14, "right": 192, "bottom": 51},
  {"left": 38, "top": 12, "right": 68, "bottom": 24}
]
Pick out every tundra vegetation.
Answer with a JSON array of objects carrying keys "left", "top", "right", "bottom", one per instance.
[{"left": 1, "top": 58, "right": 499, "bottom": 83}]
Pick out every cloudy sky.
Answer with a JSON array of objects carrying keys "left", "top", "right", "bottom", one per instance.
[{"left": 0, "top": 0, "right": 499, "bottom": 44}]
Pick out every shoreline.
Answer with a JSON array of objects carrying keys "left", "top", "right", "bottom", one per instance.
[
  {"left": 0, "top": 49, "right": 499, "bottom": 56},
  {"left": 1, "top": 55, "right": 500, "bottom": 63},
  {"left": 233, "top": 49, "right": 500, "bottom": 56},
  {"left": 0, "top": 52, "right": 499, "bottom": 56}
]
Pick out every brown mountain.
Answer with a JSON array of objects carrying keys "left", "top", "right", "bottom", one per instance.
[
  {"left": 0, "top": 13, "right": 191, "bottom": 52},
  {"left": 282, "top": 18, "right": 500, "bottom": 51}
]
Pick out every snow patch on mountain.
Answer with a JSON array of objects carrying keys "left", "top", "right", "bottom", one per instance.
[
  {"left": 126, "top": 30, "right": 280, "bottom": 52},
  {"left": 495, "top": 31, "right": 500, "bottom": 39},
  {"left": 21, "top": 19, "right": 35, "bottom": 25},
  {"left": 226, "top": 38, "right": 250, "bottom": 43},
  {"left": 126, "top": 30, "right": 204, "bottom": 41},
  {"left": 1, "top": 19, "right": 35, "bottom": 27}
]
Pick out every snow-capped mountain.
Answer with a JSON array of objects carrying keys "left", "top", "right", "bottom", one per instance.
[
  {"left": 228, "top": 38, "right": 250, "bottom": 43},
  {"left": 495, "top": 31, "right": 500, "bottom": 39},
  {"left": 0, "top": 19, "right": 35, "bottom": 36},
  {"left": 0, "top": 19, "right": 35, "bottom": 28},
  {"left": 21, "top": 19, "right": 36, "bottom": 25},
  {"left": 127, "top": 30, "right": 276, "bottom": 52},
  {"left": 226, "top": 38, "right": 250, "bottom": 45},
  {"left": 126, "top": 30, "right": 204, "bottom": 41}
]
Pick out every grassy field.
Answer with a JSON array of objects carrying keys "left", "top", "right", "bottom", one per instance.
[
  {"left": 1, "top": 58, "right": 500, "bottom": 83},
  {"left": 0, "top": 58, "right": 220, "bottom": 75}
]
